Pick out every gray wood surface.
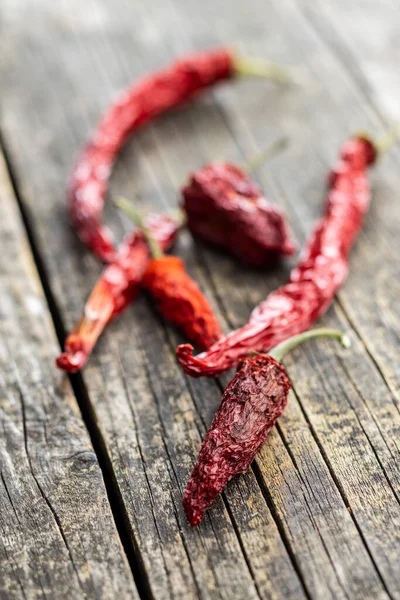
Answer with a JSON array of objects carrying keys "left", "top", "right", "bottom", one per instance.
[
  {"left": 1, "top": 0, "right": 399, "bottom": 598},
  {"left": 0, "top": 152, "right": 138, "bottom": 598}
]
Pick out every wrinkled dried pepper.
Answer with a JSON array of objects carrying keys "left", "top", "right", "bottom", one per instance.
[
  {"left": 56, "top": 213, "right": 180, "bottom": 372},
  {"left": 117, "top": 199, "right": 222, "bottom": 350},
  {"left": 182, "top": 138, "right": 296, "bottom": 267},
  {"left": 68, "top": 49, "right": 292, "bottom": 262},
  {"left": 183, "top": 328, "right": 349, "bottom": 526},
  {"left": 177, "top": 135, "right": 377, "bottom": 377}
]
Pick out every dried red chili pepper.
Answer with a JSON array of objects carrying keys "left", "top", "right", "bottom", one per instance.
[
  {"left": 183, "top": 328, "right": 349, "bottom": 526},
  {"left": 177, "top": 134, "right": 378, "bottom": 377},
  {"left": 182, "top": 138, "right": 296, "bottom": 267},
  {"left": 68, "top": 49, "right": 292, "bottom": 262},
  {"left": 117, "top": 199, "right": 222, "bottom": 350},
  {"left": 56, "top": 213, "right": 180, "bottom": 372}
]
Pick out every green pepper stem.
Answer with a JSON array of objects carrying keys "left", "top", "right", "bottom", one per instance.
[
  {"left": 115, "top": 197, "right": 163, "bottom": 259},
  {"left": 269, "top": 328, "right": 350, "bottom": 362},
  {"left": 234, "top": 55, "right": 294, "bottom": 85},
  {"left": 243, "top": 136, "right": 289, "bottom": 173}
]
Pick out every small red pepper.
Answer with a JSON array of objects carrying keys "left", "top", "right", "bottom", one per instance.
[
  {"left": 117, "top": 199, "right": 222, "bottom": 350},
  {"left": 142, "top": 256, "right": 222, "bottom": 350},
  {"left": 182, "top": 138, "right": 296, "bottom": 267},
  {"left": 183, "top": 328, "right": 349, "bottom": 526},
  {"left": 68, "top": 49, "right": 292, "bottom": 262},
  {"left": 56, "top": 213, "right": 180, "bottom": 372},
  {"left": 177, "top": 134, "right": 379, "bottom": 377}
]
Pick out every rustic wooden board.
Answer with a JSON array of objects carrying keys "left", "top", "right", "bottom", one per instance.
[
  {"left": 0, "top": 151, "right": 138, "bottom": 599},
  {"left": 1, "top": 0, "right": 399, "bottom": 599}
]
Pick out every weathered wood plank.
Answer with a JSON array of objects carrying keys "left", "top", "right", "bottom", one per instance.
[
  {"left": 0, "top": 2, "right": 306, "bottom": 599},
  {"left": 0, "top": 150, "right": 138, "bottom": 599},
  {"left": 298, "top": 0, "right": 400, "bottom": 121},
  {"left": 296, "top": 0, "right": 400, "bottom": 414}
]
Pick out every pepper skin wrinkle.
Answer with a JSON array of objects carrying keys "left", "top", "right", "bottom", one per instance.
[
  {"left": 183, "top": 353, "right": 291, "bottom": 526},
  {"left": 182, "top": 162, "right": 295, "bottom": 267},
  {"left": 142, "top": 256, "right": 222, "bottom": 350},
  {"left": 56, "top": 213, "right": 179, "bottom": 372},
  {"left": 177, "top": 137, "right": 376, "bottom": 377},
  {"left": 68, "top": 49, "right": 233, "bottom": 262}
]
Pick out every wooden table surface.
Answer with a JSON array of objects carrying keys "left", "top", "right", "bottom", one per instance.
[{"left": 1, "top": 1, "right": 399, "bottom": 598}]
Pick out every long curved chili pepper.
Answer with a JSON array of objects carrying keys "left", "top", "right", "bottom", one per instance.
[
  {"left": 117, "top": 199, "right": 222, "bottom": 350},
  {"left": 61, "top": 49, "right": 292, "bottom": 371},
  {"left": 56, "top": 213, "right": 180, "bottom": 372},
  {"left": 182, "top": 138, "right": 296, "bottom": 267},
  {"left": 68, "top": 49, "right": 293, "bottom": 262},
  {"left": 177, "top": 135, "right": 377, "bottom": 377},
  {"left": 183, "top": 328, "right": 349, "bottom": 526}
]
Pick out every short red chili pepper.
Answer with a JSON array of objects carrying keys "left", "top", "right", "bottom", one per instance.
[
  {"left": 183, "top": 328, "right": 349, "bottom": 526},
  {"left": 182, "top": 138, "right": 296, "bottom": 267},
  {"left": 143, "top": 256, "right": 222, "bottom": 350},
  {"left": 117, "top": 199, "right": 222, "bottom": 350},
  {"left": 177, "top": 134, "right": 378, "bottom": 377},
  {"left": 56, "top": 213, "right": 180, "bottom": 372},
  {"left": 68, "top": 49, "right": 292, "bottom": 262}
]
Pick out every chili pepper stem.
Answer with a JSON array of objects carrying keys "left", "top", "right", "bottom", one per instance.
[
  {"left": 243, "top": 136, "right": 289, "bottom": 173},
  {"left": 374, "top": 123, "right": 400, "bottom": 155},
  {"left": 233, "top": 55, "right": 294, "bottom": 85},
  {"left": 269, "top": 328, "right": 350, "bottom": 363},
  {"left": 115, "top": 197, "right": 163, "bottom": 259},
  {"left": 172, "top": 208, "right": 187, "bottom": 227}
]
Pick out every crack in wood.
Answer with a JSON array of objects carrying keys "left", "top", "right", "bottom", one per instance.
[{"left": 1, "top": 472, "right": 21, "bottom": 526}]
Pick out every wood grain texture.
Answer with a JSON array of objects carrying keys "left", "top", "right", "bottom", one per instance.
[
  {"left": 1, "top": 0, "right": 400, "bottom": 599},
  {"left": 0, "top": 151, "right": 138, "bottom": 599}
]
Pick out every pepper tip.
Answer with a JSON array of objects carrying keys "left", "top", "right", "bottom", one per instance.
[
  {"left": 56, "top": 350, "right": 87, "bottom": 373},
  {"left": 182, "top": 495, "right": 204, "bottom": 526},
  {"left": 176, "top": 343, "right": 195, "bottom": 362}
]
